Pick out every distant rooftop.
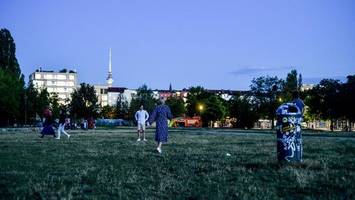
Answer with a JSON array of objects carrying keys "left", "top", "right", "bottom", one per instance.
[{"left": 35, "top": 68, "right": 77, "bottom": 73}]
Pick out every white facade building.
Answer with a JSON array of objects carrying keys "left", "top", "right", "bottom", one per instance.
[
  {"left": 301, "top": 84, "right": 314, "bottom": 91},
  {"left": 29, "top": 69, "right": 78, "bottom": 104},
  {"left": 94, "top": 85, "right": 108, "bottom": 107}
]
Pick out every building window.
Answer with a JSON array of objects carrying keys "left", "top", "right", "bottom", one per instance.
[
  {"left": 69, "top": 75, "right": 75, "bottom": 80},
  {"left": 35, "top": 74, "right": 41, "bottom": 79},
  {"left": 67, "top": 82, "right": 74, "bottom": 86},
  {"left": 44, "top": 74, "right": 53, "bottom": 79},
  {"left": 57, "top": 81, "right": 66, "bottom": 86},
  {"left": 57, "top": 74, "right": 66, "bottom": 80}
]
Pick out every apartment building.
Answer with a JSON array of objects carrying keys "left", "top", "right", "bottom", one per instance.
[{"left": 29, "top": 69, "right": 78, "bottom": 104}]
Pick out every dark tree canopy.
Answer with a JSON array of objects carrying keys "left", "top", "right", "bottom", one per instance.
[
  {"left": 249, "top": 76, "right": 284, "bottom": 129},
  {"left": 185, "top": 86, "right": 228, "bottom": 127},
  {"left": 116, "top": 93, "right": 129, "bottom": 119},
  {"left": 306, "top": 79, "right": 342, "bottom": 131},
  {"left": 229, "top": 95, "right": 258, "bottom": 129},
  {"left": 285, "top": 69, "right": 298, "bottom": 92},
  {"left": 0, "top": 28, "right": 21, "bottom": 77},
  {"left": 100, "top": 105, "right": 116, "bottom": 119},
  {"left": 343, "top": 75, "right": 355, "bottom": 121},
  {"left": 185, "top": 86, "right": 210, "bottom": 117},
  {"left": 69, "top": 83, "right": 99, "bottom": 119},
  {"left": 341, "top": 75, "right": 355, "bottom": 130},
  {"left": 128, "top": 84, "right": 157, "bottom": 119},
  {"left": 50, "top": 92, "right": 60, "bottom": 119},
  {"left": 0, "top": 69, "right": 24, "bottom": 125},
  {"left": 201, "top": 95, "right": 227, "bottom": 127},
  {"left": 0, "top": 28, "right": 25, "bottom": 126},
  {"left": 283, "top": 69, "right": 303, "bottom": 101},
  {"left": 165, "top": 96, "right": 186, "bottom": 117}
]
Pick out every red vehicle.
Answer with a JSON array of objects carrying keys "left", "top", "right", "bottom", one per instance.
[{"left": 170, "top": 116, "right": 202, "bottom": 127}]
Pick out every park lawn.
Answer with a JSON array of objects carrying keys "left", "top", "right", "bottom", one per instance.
[{"left": 0, "top": 128, "right": 354, "bottom": 199}]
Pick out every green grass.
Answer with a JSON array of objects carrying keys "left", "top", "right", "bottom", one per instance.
[{"left": 0, "top": 128, "right": 354, "bottom": 199}]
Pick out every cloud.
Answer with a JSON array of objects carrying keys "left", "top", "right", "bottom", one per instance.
[{"left": 230, "top": 66, "right": 293, "bottom": 76}]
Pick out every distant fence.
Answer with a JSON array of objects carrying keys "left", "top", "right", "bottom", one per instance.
[{"left": 0, "top": 127, "right": 39, "bottom": 133}]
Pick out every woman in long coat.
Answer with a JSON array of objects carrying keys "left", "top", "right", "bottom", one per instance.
[
  {"left": 40, "top": 107, "right": 56, "bottom": 138},
  {"left": 149, "top": 99, "right": 173, "bottom": 153}
]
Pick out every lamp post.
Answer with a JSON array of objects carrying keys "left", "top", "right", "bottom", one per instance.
[
  {"left": 271, "top": 85, "right": 278, "bottom": 129},
  {"left": 24, "top": 94, "right": 27, "bottom": 126},
  {"left": 197, "top": 104, "right": 204, "bottom": 127}
]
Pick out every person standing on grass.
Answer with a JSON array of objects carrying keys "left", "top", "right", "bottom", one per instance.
[
  {"left": 148, "top": 98, "right": 173, "bottom": 153},
  {"left": 56, "top": 110, "right": 70, "bottom": 139},
  {"left": 135, "top": 105, "right": 149, "bottom": 142}
]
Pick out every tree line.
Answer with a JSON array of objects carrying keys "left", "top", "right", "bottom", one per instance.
[{"left": 1, "top": 28, "right": 354, "bottom": 130}]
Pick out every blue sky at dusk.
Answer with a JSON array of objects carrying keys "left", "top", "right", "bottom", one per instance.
[{"left": 1, "top": 0, "right": 354, "bottom": 90}]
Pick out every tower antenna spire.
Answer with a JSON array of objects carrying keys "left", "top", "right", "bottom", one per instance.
[
  {"left": 106, "top": 48, "right": 114, "bottom": 87},
  {"left": 109, "top": 48, "right": 112, "bottom": 73}
]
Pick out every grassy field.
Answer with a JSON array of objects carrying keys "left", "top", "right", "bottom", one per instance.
[{"left": 0, "top": 128, "right": 354, "bottom": 199}]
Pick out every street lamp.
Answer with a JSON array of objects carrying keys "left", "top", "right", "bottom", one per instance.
[
  {"left": 198, "top": 104, "right": 204, "bottom": 112},
  {"left": 24, "top": 94, "right": 27, "bottom": 126}
]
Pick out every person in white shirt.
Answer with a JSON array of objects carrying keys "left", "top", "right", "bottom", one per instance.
[{"left": 135, "top": 105, "right": 149, "bottom": 142}]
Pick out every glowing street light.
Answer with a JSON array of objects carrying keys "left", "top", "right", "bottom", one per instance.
[{"left": 198, "top": 104, "right": 204, "bottom": 112}]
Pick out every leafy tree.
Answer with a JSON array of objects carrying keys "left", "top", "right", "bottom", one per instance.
[
  {"left": 50, "top": 93, "right": 60, "bottom": 119},
  {"left": 0, "top": 69, "right": 24, "bottom": 126},
  {"left": 201, "top": 95, "right": 227, "bottom": 127},
  {"left": 100, "top": 105, "right": 116, "bottom": 119},
  {"left": 128, "top": 84, "right": 157, "bottom": 119},
  {"left": 302, "top": 89, "right": 317, "bottom": 124},
  {"left": 285, "top": 69, "right": 298, "bottom": 93},
  {"left": 229, "top": 94, "right": 258, "bottom": 129},
  {"left": 0, "top": 29, "right": 21, "bottom": 76},
  {"left": 36, "top": 88, "right": 51, "bottom": 117},
  {"left": 186, "top": 86, "right": 210, "bottom": 117},
  {"left": 24, "top": 84, "right": 52, "bottom": 122},
  {"left": 0, "top": 28, "right": 25, "bottom": 126},
  {"left": 283, "top": 69, "right": 303, "bottom": 101},
  {"left": 116, "top": 93, "right": 129, "bottom": 119},
  {"left": 307, "top": 79, "right": 342, "bottom": 131},
  {"left": 340, "top": 75, "right": 355, "bottom": 131},
  {"left": 23, "top": 82, "right": 38, "bottom": 124},
  {"left": 166, "top": 96, "right": 186, "bottom": 117},
  {"left": 249, "top": 76, "right": 284, "bottom": 129},
  {"left": 69, "top": 83, "right": 99, "bottom": 119}
]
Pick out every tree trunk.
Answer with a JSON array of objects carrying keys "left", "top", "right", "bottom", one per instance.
[{"left": 330, "top": 119, "right": 334, "bottom": 132}]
